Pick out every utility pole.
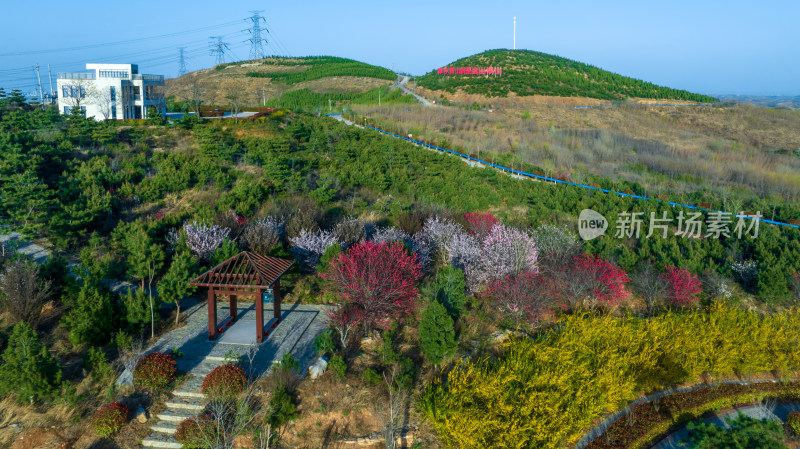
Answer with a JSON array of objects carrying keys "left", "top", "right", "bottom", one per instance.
[
  {"left": 47, "top": 64, "right": 54, "bottom": 104},
  {"left": 262, "top": 86, "right": 266, "bottom": 106},
  {"left": 328, "top": 98, "right": 332, "bottom": 112},
  {"left": 245, "top": 11, "right": 269, "bottom": 60},
  {"left": 513, "top": 16, "right": 516, "bottom": 50},
  {"left": 178, "top": 47, "right": 187, "bottom": 76},
  {"left": 378, "top": 87, "right": 381, "bottom": 106},
  {"left": 35, "top": 64, "right": 44, "bottom": 109}
]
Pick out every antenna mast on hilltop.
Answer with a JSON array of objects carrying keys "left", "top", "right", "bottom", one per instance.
[
  {"left": 513, "top": 16, "right": 517, "bottom": 50},
  {"left": 209, "top": 36, "right": 230, "bottom": 65},
  {"left": 178, "top": 47, "right": 188, "bottom": 76},
  {"left": 245, "top": 11, "right": 269, "bottom": 60}
]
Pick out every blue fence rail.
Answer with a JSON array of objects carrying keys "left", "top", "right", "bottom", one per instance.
[{"left": 328, "top": 114, "right": 798, "bottom": 230}]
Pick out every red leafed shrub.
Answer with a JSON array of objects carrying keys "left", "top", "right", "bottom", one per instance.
[
  {"left": 175, "top": 414, "right": 215, "bottom": 449},
  {"left": 321, "top": 241, "right": 421, "bottom": 329},
  {"left": 699, "top": 202, "right": 712, "bottom": 209},
  {"left": 589, "top": 182, "right": 602, "bottom": 189},
  {"left": 662, "top": 265, "right": 702, "bottom": 307},
  {"left": 464, "top": 211, "right": 499, "bottom": 239},
  {"left": 571, "top": 254, "right": 631, "bottom": 306},
  {"left": 201, "top": 363, "right": 247, "bottom": 400},
  {"left": 133, "top": 352, "right": 176, "bottom": 392},
  {"left": 91, "top": 402, "right": 128, "bottom": 438},
  {"left": 486, "top": 270, "right": 556, "bottom": 327}
]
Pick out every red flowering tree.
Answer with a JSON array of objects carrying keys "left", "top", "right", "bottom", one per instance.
[
  {"left": 568, "top": 254, "right": 631, "bottom": 308},
  {"left": 321, "top": 241, "right": 422, "bottom": 330},
  {"left": 662, "top": 265, "right": 702, "bottom": 307},
  {"left": 486, "top": 270, "right": 556, "bottom": 328},
  {"left": 464, "top": 211, "right": 498, "bottom": 239}
]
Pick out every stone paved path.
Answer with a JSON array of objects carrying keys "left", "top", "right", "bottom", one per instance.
[
  {"left": 141, "top": 302, "right": 331, "bottom": 448},
  {"left": 650, "top": 401, "right": 800, "bottom": 449}
]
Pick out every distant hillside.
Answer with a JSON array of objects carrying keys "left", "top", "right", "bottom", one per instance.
[
  {"left": 716, "top": 94, "right": 800, "bottom": 109},
  {"left": 166, "top": 56, "right": 415, "bottom": 111},
  {"left": 415, "top": 49, "right": 717, "bottom": 102}
]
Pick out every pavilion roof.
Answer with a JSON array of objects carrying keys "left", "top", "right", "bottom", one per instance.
[{"left": 188, "top": 251, "right": 294, "bottom": 289}]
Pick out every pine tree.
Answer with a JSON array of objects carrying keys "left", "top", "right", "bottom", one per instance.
[
  {"left": 123, "top": 221, "right": 165, "bottom": 338},
  {"left": 62, "top": 284, "right": 116, "bottom": 345},
  {"left": 0, "top": 322, "right": 62, "bottom": 403},
  {"left": 418, "top": 300, "right": 457, "bottom": 366},
  {"left": 158, "top": 248, "right": 198, "bottom": 324}
]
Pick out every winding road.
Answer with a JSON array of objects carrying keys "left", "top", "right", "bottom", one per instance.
[{"left": 396, "top": 75, "right": 433, "bottom": 106}]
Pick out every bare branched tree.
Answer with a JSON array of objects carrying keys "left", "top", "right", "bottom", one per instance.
[
  {"left": 221, "top": 79, "right": 246, "bottom": 124},
  {"left": 0, "top": 259, "right": 53, "bottom": 327},
  {"left": 119, "top": 338, "right": 146, "bottom": 380},
  {"left": 379, "top": 366, "right": 408, "bottom": 449},
  {"left": 89, "top": 85, "right": 114, "bottom": 120}
]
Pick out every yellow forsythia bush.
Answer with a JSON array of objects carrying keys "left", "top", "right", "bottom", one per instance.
[{"left": 421, "top": 303, "right": 800, "bottom": 449}]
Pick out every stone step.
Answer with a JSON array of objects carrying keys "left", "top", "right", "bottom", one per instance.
[
  {"left": 151, "top": 420, "right": 179, "bottom": 435},
  {"left": 173, "top": 389, "right": 205, "bottom": 399},
  {"left": 157, "top": 408, "right": 196, "bottom": 423},
  {"left": 173, "top": 375, "right": 205, "bottom": 398},
  {"left": 142, "top": 431, "right": 181, "bottom": 448},
  {"left": 165, "top": 395, "right": 206, "bottom": 412}
]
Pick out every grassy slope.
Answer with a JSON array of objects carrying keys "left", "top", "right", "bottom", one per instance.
[
  {"left": 166, "top": 56, "right": 413, "bottom": 110},
  {"left": 415, "top": 49, "right": 717, "bottom": 102}
]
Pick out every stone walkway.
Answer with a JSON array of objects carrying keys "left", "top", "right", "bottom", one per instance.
[
  {"left": 141, "top": 301, "right": 331, "bottom": 448},
  {"left": 650, "top": 401, "right": 800, "bottom": 448}
]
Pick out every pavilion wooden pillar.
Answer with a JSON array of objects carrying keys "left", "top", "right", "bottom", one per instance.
[
  {"left": 230, "top": 294, "right": 237, "bottom": 322},
  {"left": 256, "top": 287, "right": 264, "bottom": 343},
  {"left": 273, "top": 280, "right": 282, "bottom": 323},
  {"left": 208, "top": 288, "right": 218, "bottom": 341}
]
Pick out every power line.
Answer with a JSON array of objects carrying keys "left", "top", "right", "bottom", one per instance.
[
  {"left": 0, "top": 20, "right": 242, "bottom": 57},
  {"left": 245, "top": 11, "right": 269, "bottom": 60}
]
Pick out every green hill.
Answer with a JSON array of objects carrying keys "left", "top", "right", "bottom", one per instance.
[
  {"left": 166, "top": 56, "right": 416, "bottom": 111},
  {"left": 415, "top": 49, "right": 717, "bottom": 102}
]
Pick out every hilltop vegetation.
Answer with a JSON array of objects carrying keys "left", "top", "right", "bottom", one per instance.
[
  {"left": 415, "top": 49, "right": 717, "bottom": 102},
  {"left": 166, "top": 55, "right": 407, "bottom": 113},
  {"left": 241, "top": 56, "right": 396, "bottom": 83}
]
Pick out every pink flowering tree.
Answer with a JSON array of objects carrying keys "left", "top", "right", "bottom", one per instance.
[
  {"left": 183, "top": 221, "right": 231, "bottom": 261},
  {"left": 464, "top": 211, "right": 499, "bottom": 239},
  {"left": 321, "top": 240, "right": 422, "bottom": 330},
  {"left": 422, "top": 216, "right": 465, "bottom": 265},
  {"left": 478, "top": 224, "right": 539, "bottom": 283},
  {"left": 662, "top": 265, "right": 703, "bottom": 307},
  {"left": 289, "top": 228, "right": 339, "bottom": 271}
]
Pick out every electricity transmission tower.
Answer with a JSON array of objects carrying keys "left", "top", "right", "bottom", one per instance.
[
  {"left": 178, "top": 47, "right": 187, "bottom": 76},
  {"left": 209, "top": 36, "right": 230, "bottom": 65},
  {"left": 245, "top": 11, "right": 269, "bottom": 60}
]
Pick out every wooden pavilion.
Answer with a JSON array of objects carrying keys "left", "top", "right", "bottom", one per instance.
[{"left": 188, "top": 251, "right": 294, "bottom": 343}]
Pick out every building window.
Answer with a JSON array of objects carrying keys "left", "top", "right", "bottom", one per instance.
[
  {"left": 62, "top": 86, "right": 68, "bottom": 97},
  {"left": 99, "top": 70, "right": 128, "bottom": 78},
  {"left": 112, "top": 106, "right": 117, "bottom": 120},
  {"left": 64, "top": 106, "right": 71, "bottom": 114},
  {"left": 110, "top": 86, "right": 116, "bottom": 101}
]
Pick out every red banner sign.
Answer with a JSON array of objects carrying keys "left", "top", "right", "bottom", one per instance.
[{"left": 437, "top": 66, "right": 502, "bottom": 76}]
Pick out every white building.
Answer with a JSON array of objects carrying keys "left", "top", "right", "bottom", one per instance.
[{"left": 57, "top": 63, "right": 165, "bottom": 121}]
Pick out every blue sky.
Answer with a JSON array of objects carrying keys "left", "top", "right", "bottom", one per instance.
[{"left": 1, "top": 0, "right": 797, "bottom": 96}]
